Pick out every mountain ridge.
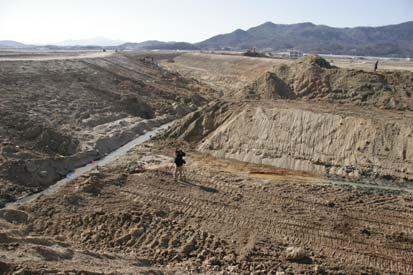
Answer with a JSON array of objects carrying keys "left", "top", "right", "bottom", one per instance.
[
  {"left": 196, "top": 21, "right": 413, "bottom": 57},
  {"left": 1, "top": 21, "right": 412, "bottom": 57}
]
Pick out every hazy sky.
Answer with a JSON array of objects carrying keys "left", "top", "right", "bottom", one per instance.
[{"left": 1, "top": 0, "right": 412, "bottom": 44}]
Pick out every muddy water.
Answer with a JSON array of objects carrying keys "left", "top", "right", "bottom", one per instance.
[{"left": 6, "top": 121, "right": 174, "bottom": 209}]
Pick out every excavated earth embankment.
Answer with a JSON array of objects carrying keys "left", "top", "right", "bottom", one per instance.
[
  {"left": 169, "top": 101, "right": 413, "bottom": 184},
  {"left": 165, "top": 54, "right": 413, "bottom": 185},
  {"left": 0, "top": 52, "right": 215, "bottom": 206}
]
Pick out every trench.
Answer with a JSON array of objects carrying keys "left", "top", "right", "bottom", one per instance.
[{"left": 5, "top": 121, "right": 174, "bottom": 209}]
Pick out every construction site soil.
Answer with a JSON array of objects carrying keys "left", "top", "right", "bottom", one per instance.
[
  {"left": 0, "top": 52, "right": 213, "bottom": 207},
  {"left": 1, "top": 51, "right": 412, "bottom": 274}
]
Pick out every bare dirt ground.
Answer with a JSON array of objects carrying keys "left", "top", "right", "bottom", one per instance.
[
  {"left": 0, "top": 51, "right": 214, "bottom": 206},
  {"left": 1, "top": 51, "right": 413, "bottom": 274},
  {"left": 162, "top": 53, "right": 413, "bottom": 107},
  {"left": 1, "top": 142, "right": 412, "bottom": 274},
  {"left": 162, "top": 53, "right": 293, "bottom": 96},
  {"left": 328, "top": 57, "right": 413, "bottom": 72}
]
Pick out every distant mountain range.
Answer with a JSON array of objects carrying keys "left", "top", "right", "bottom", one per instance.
[
  {"left": 1, "top": 21, "right": 413, "bottom": 57},
  {"left": 0, "top": 40, "right": 29, "bottom": 48},
  {"left": 196, "top": 21, "right": 413, "bottom": 57}
]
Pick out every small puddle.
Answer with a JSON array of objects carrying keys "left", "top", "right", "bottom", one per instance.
[{"left": 6, "top": 121, "right": 174, "bottom": 209}]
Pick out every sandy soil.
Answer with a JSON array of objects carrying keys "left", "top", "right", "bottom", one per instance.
[
  {"left": 1, "top": 50, "right": 413, "bottom": 274},
  {"left": 328, "top": 57, "right": 413, "bottom": 72},
  {"left": 0, "top": 52, "right": 213, "bottom": 206},
  {"left": 0, "top": 141, "right": 412, "bottom": 274},
  {"left": 162, "top": 53, "right": 293, "bottom": 96}
]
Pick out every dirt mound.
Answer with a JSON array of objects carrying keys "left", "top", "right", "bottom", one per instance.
[
  {"left": 165, "top": 101, "right": 235, "bottom": 142},
  {"left": 238, "top": 72, "right": 296, "bottom": 100},
  {"left": 166, "top": 53, "right": 413, "bottom": 110},
  {"left": 299, "top": 55, "right": 334, "bottom": 68},
  {"left": 274, "top": 56, "right": 413, "bottom": 110}
]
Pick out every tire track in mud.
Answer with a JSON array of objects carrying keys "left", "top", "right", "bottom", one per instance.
[
  {"left": 123, "top": 171, "right": 413, "bottom": 273},
  {"left": 189, "top": 170, "right": 413, "bottom": 232}
]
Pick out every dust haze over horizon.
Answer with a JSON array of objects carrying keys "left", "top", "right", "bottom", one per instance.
[{"left": 0, "top": 0, "right": 412, "bottom": 44}]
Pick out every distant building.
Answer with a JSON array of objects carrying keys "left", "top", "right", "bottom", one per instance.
[{"left": 289, "top": 50, "right": 303, "bottom": 59}]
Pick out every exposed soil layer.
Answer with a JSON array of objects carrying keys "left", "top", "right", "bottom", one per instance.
[
  {"left": 0, "top": 52, "right": 214, "bottom": 206},
  {"left": 163, "top": 53, "right": 413, "bottom": 184},
  {"left": 1, "top": 143, "right": 412, "bottom": 273},
  {"left": 168, "top": 101, "right": 413, "bottom": 184}
]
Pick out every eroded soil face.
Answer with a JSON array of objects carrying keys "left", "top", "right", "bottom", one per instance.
[
  {"left": 168, "top": 101, "right": 413, "bottom": 185},
  {"left": 1, "top": 143, "right": 412, "bottom": 274}
]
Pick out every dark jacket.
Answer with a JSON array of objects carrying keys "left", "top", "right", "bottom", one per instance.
[{"left": 175, "top": 150, "right": 186, "bottom": 167}]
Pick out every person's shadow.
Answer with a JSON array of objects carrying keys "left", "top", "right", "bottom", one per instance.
[{"left": 178, "top": 178, "right": 219, "bottom": 193}]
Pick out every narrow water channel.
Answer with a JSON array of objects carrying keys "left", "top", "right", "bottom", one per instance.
[{"left": 6, "top": 121, "right": 174, "bottom": 209}]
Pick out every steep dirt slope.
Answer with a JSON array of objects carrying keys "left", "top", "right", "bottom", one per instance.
[
  {"left": 237, "top": 71, "right": 296, "bottom": 99},
  {"left": 170, "top": 101, "right": 413, "bottom": 184},
  {"left": 0, "top": 52, "right": 214, "bottom": 206}
]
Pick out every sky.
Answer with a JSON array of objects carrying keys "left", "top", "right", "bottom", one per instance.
[{"left": 0, "top": 0, "right": 412, "bottom": 44}]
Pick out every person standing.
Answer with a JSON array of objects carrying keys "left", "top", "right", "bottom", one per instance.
[
  {"left": 174, "top": 148, "right": 186, "bottom": 181},
  {"left": 374, "top": 60, "right": 379, "bottom": 72}
]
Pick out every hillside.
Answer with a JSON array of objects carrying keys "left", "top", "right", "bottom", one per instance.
[
  {"left": 197, "top": 21, "right": 413, "bottom": 57},
  {"left": 3, "top": 21, "right": 413, "bottom": 56},
  {"left": 0, "top": 40, "right": 28, "bottom": 48}
]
